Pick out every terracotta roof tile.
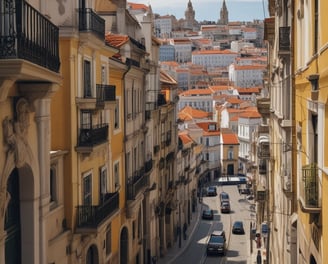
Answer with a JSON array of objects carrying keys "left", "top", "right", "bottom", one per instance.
[{"left": 105, "top": 33, "right": 129, "bottom": 48}]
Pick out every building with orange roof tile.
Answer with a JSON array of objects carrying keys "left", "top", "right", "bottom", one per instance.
[
  {"left": 170, "top": 38, "right": 193, "bottom": 63},
  {"left": 177, "top": 88, "right": 214, "bottom": 112},
  {"left": 220, "top": 128, "right": 240, "bottom": 176},
  {"left": 178, "top": 106, "right": 212, "bottom": 127},
  {"left": 192, "top": 49, "right": 238, "bottom": 68},
  {"left": 196, "top": 122, "right": 221, "bottom": 181},
  {"left": 155, "top": 15, "right": 173, "bottom": 38},
  {"left": 229, "top": 63, "right": 265, "bottom": 88},
  {"left": 237, "top": 108, "right": 262, "bottom": 160}
]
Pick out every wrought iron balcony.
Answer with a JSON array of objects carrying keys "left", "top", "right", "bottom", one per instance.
[
  {"left": 0, "top": 0, "right": 60, "bottom": 72},
  {"left": 126, "top": 58, "right": 140, "bottom": 68},
  {"left": 257, "top": 140, "right": 270, "bottom": 159},
  {"left": 279, "top": 26, "right": 290, "bottom": 54},
  {"left": 300, "top": 163, "right": 321, "bottom": 213},
  {"left": 144, "top": 158, "right": 153, "bottom": 173},
  {"left": 96, "top": 84, "right": 116, "bottom": 109},
  {"left": 78, "top": 8, "right": 105, "bottom": 40},
  {"left": 258, "top": 159, "right": 267, "bottom": 175},
  {"left": 127, "top": 172, "right": 150, "bottom": 200},
  {"left": 166, "top": 151, "right": 175, "bottom": 163},
  {"left": 130, "top": 37, "right": 146, "bottom": 51},
  {"left": 153, "top": 145, "right": 160, "bottom": 154},
  {"left": 77, "top": 124, "right": 108, "bottom": 149},
  {"left": 76, "top": 192, "right": 119, "bottom": 229}
]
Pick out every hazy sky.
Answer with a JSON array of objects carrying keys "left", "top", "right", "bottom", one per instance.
[{"left": 131, "top": 0, "right": 269, "bottom": 22}]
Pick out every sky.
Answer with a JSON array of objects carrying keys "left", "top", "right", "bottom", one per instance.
[{"left": 132, "top": 0, "right": 269, "bottom": 22}]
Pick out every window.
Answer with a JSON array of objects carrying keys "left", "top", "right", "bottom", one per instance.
[
  {"left": 228, "top": 147, "right": 233, "bottom": 159},
  {"left": 114, "top": 162, "right": 120, "bottom": 189},
  {"left": 101, "top": 65, "right": 107, "bottom": 84},
  {"left": 314, "top": 0, "right": 318, "bottom": 54},
  {"left": 83, "top": 173, "right": 92, "bottom": 205},
  {"left": 114, "top": 99, "right": 120, "bottom": 129},
  {"left": 50, "top": 166, "right": 57, "bottom": 204},
  {"left": 84, "top": 60, "right": 92, "bottom": 98},
  {"left": 81, "top": 110, "right": 92, "bottom": 129},
  {"left": 106, "top": 224, "right": 112, "bottom": 256},
  {"left": 99, "top": 166, "right": 107, "bottom": 203}
]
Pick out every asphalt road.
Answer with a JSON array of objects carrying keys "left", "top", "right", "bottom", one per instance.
[{"left": 172, "top": 184, "right": 255, "bottom": 264}]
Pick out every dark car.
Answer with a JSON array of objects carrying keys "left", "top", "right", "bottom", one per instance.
[
  {"left": 207, "top": 186, "right": 217, "bottom": 196},
  {"left": 202, "top": 209, "right": 214, "bottom": 220},
  {"left": 206, "top": 231, "right": 226, "bottom": 256},
  {"left": 219, "top": 192, "right": 229, "bottom": 202},
  {"left": 232, "top": 221, "right": 245, "bottom": 234},
  {"left": 220, "top": 201, "right": 231, "bottom": 213}
]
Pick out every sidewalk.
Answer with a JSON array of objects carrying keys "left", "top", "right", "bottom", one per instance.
[
  {"left": 248, "top": 234, "right": 267, "bottom": 264},
  {"left": 157, "top": 201, "right": 203, "bottom": 264}
]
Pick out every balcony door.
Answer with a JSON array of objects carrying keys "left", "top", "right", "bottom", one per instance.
[{"left": 5, "top": 168, "right": 22, "bottom": 264}]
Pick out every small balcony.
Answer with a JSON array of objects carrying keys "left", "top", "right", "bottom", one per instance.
[
  {"left": 153, "top": 145, "right": 160, "bottom": 155},
  {"left": 279, "top": 26, "right": 290, "bottom": 55},
  {"left": 257, "top": 137, "right": 270, "bottom": 159},
  {"left": 166, "top": 151, "right": 175, "bottom": 164},
  {"left": 127, "top": 171, "right": 150, "bottom": 200},
  {"left": 76, "top": 84, "right": 116, "bottom": 110},
  {"left": 145, "top": 158, "right": 153, "bottom": 173},
  {"left": 0, "top": 0, "right": 60, "bottom": 78},
  {"left": 96, "top": 84, "right": 116, "bottom": 109},
  {"left": 78, "top": 8, "right": 105, "bottom": 40},
  {"left": 299, "top": 163, "right": 321, "bottom": 213},
  {"left": 76, "top": 192, "right": 119, "bottom": 230},
  {"left": 76, "top": 124, "right": 108, "bottom": 153}
]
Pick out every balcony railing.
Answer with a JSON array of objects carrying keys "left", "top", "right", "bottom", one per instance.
[
  {"left": 300, "top": 163, "right": 321, "bottom": 213},
  {"left": 145, "top": 158, "right": 153, "bottom": 173},
  {"left": 0, "top": 0, "right": 60, "bottom": 72},
  {"left": 96, "top": 84, "right": 116, "bottom": 104},
  {"left": 76, "top": 192, "right": 119, "bottom": 229},
  {"left": 127, "top": 172, "right": 149, "bottom": 200},
  {"left": 78, "top": 8, "right": 105, "bottom": 39},
  {"left": 78, "top": 124, "right": 108, "bottom": 147},
  {"left": 130, "top": 37, "right": 146, "bottom": 51},
  {"left": 279, "top": 26, "right": 290, "bottom": 53}
]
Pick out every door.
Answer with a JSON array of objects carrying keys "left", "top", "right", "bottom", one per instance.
[{"left": 5, "top": 168, "right": 21, "bottom": 264}]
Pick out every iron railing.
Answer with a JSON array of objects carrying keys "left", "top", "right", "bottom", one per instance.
[
  {"left": 0, "top": 0, "right": 60, "bottom": 72},
  {"left": 96, "top": 84, "right": 116, "bottom": 103},
  {"left": 76, "top": 192, "right": 119, "bottom": 228},
  {"left": 127, "top": 172, "right": 149, "bottom": 200},
  {"left": 301, "top": 163, "right": 320, "bottom": 209},
  {"left": 78, "top": 8, "right": 105, "bottom": 39},
  {"left": 78, "top": 124, "right": 108, "bottom": 147}
]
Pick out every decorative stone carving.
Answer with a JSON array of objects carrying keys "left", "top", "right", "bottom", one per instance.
[{"left": 1, "top": 98, "right": 34, "bottom": 216}]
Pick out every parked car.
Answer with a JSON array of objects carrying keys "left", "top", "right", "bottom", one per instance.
[
  {"left": 207, "top": 186, "right": 217, "bottom": 196},
  {"left": 206, "top": 231, "right": 226, "bottom": 256},
  {"left": 220, "top": 201, "right": 231, "bottom": 213},
  {"left": 232, "top": 221, "right": 245, "bottom": 234},
  {"left": 219, "top": 192, "right": 229, "bottom": 202},
  {"left": 202, "top": 209, "right": 214, "bottom": 220}
]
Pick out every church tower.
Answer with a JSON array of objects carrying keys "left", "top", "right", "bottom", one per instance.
[
  {"left": 218, "top": 0, "right": 229, "bottom": 25},
  {"left": 184, "top": 0, "right": 196, "bottom": 29}
]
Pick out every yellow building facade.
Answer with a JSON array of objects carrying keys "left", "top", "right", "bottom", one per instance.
[{"left": 294, "top": 0, "right": 328, "bottom": 263}]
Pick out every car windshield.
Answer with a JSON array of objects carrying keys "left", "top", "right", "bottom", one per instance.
[
  {"left": 210, "top": 236, "right": 224, "bottom": 243},
  {"left": 234, "top": 222, "right": 243, "bottom": 227},
  {"left": 203, "top": 210, "right": 211, "bottom": 214},
  {"left": 221, "top": 193, "right": 229, "bottom": 199}
]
